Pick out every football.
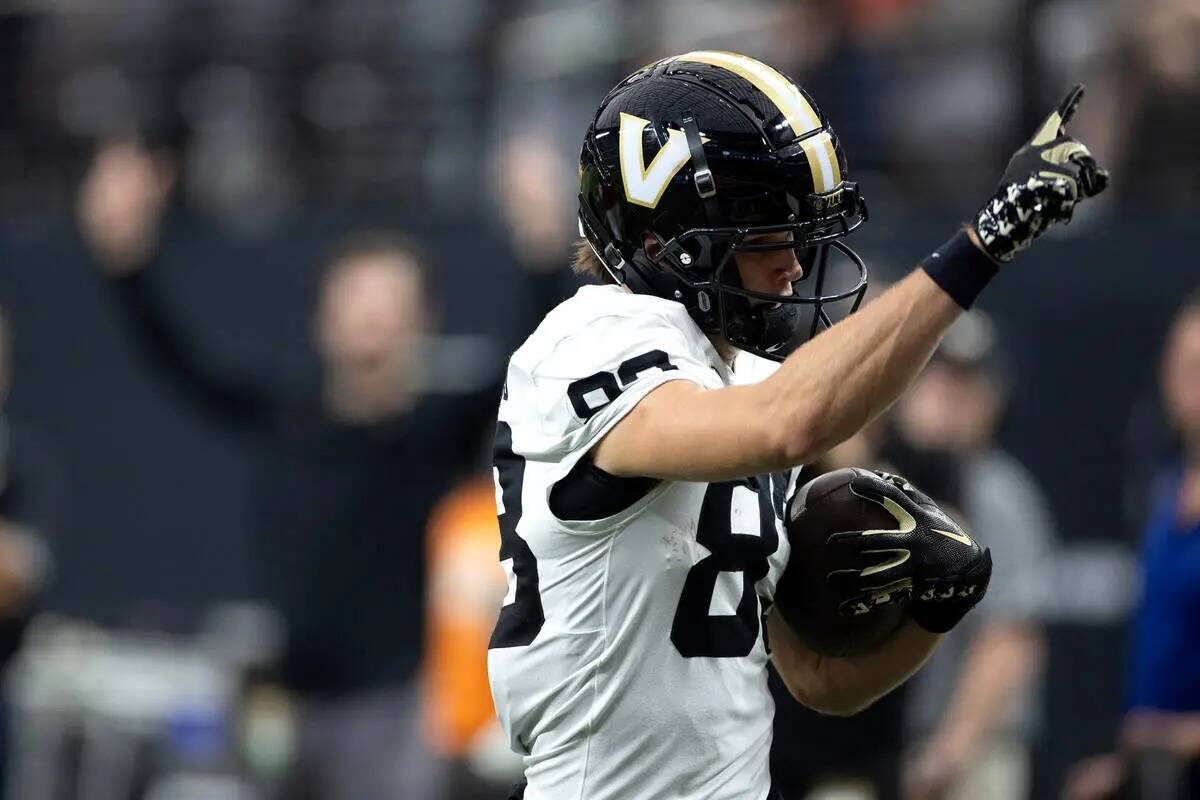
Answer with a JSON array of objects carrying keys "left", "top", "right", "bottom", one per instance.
[{"left": 773, "top": 467, "right": 909, "bottom": 657}]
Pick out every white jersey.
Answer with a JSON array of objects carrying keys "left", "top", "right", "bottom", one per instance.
[{"left": 488, "top": 284, "right": 796, "bottom": 800}]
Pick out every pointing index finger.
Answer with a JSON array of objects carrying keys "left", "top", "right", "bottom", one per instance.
[
  {"left": 1055, "top": 84, "right": 1086, "bottom": 129},
  {"left": 1030, "top": 84, "right": 1086, "bottom": 146}
]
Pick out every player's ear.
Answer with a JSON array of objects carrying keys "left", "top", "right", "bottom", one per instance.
[{"left": 643, "top": 233, "right": 664, "bottom": 260}]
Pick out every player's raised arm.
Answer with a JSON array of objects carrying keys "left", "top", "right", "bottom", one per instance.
[
  {"left": 594, "top": 267, "right": 956, "bottom": 481},
  {"left": 593, "top": 85, "right": 1108, "bottom": 483}
]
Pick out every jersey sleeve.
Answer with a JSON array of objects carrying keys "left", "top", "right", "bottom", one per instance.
[{"left": 504, "top": 308, "right": 723, "bottom": 468}]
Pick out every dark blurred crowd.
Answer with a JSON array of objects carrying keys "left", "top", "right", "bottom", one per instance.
[
  {"left": 0, "top": 0, "right": 1197, "bottom": 223},
  {"left": 0, "top": 0, "right": 1195, "bottom": 799}
]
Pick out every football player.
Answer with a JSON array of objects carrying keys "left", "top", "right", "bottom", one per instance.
[{"left": 489, "top": 52, "right": 1107, "bottom": 800}]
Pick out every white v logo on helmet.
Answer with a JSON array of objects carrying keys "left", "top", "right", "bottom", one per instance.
[{"left": 619, "top": 112, "right": 693, "bottom": 209}]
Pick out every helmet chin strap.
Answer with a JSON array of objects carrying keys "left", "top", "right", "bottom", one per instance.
[{"left": 722, "top": 293, "right": 805, "bottom": 360}]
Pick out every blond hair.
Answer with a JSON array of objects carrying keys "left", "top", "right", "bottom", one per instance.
[{"left": 571, "top": 239, "right": 617, "bottom": 284}]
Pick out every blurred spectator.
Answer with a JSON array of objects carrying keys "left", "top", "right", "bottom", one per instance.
[
  {"left": 1091, "top": 0, "right": 1199, "bottom": 207},
  {"left": 1064, "top": 291, "right": 1200, "bottom": 800},
  {"left": 0, "top": 307, "right": 58, "bottom": 799},
  {"left": 1029, "top": 0, "right": 1199, "bottom": 211},
  {"left": 1114, "top": 0, "right": 1200, "bottom": 205},
  {"left": 883, "top": 311, "right": 1055, "bottom": 800},
  {"left": 78, "top": 140, "right": 495, "bottom": 800}
]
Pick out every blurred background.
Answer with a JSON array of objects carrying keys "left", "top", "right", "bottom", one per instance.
[{"left": 0, "top": 0, "right": 1196, "bottom": 798}]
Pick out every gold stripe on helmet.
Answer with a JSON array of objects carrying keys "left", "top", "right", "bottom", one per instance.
[
  {"left": 799, "top": 131, "right": 841, "bottom": 193},
  {"left": 822, "top": 132, "right": 842, "bottom": 186},
  {"left": 676, "top": 51, "right": 821, "bottom": 138}
]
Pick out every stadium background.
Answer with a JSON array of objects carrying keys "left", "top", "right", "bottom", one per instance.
[{"left": 0, "top": 0, "right": 1195, "bottom": 797}]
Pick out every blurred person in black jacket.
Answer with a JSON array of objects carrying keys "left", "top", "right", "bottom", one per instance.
[
  {"left": 79, "top": 140, "right": 493, "bottom": 800},
  {"left": 0, "top": 306, "right": 58, "bottom": 799},
  {"left": 0, "top": 307, "right": 55, "bottom": 649},
  {"left": 1064, "top": 291, "right": 1200, "bottom": 800}
]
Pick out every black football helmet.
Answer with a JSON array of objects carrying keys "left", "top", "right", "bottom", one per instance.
[{"left": 578, "top": 51, "right": 869, "bottom": 361}]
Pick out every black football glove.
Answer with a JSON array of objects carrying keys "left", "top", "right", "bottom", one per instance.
[
  {"left": 825, "top": 470, "right": 992, "bottom": 634},
  {"left": 973, "top": 84, "right": 1110, "bottom": 263}
]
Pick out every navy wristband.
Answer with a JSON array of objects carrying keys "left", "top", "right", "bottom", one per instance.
[{"left": 920, "top": 228, "right": 1000, "bottom": 310}]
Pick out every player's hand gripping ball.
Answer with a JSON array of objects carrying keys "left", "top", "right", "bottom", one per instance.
[
  {"left": 773, "top": 468, "right": 992, "bottom": 657},
  {"left": 774, "top": 468, "right": 910, "bottom": 657}
]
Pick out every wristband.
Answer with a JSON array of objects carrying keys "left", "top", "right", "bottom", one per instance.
[{"left": 920, "top": 228, "right": 1000, "bottom": 310}]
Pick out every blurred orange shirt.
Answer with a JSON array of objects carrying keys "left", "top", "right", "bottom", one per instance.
[{"left": 423, "top": 476, "right": 507, "bottom": 756}]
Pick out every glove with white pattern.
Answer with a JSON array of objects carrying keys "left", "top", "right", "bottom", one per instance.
[{"left": 973, "top": 84, "right": 1109, "bottom": 263}]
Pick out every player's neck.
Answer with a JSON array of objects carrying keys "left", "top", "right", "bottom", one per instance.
[{"left": 708, "top": 334, "right": 738, "bottom": 367}]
